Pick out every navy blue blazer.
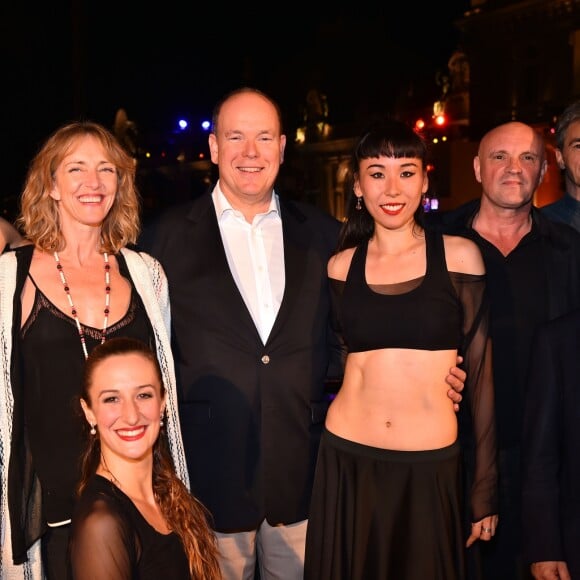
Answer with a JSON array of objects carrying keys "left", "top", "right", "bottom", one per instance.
[
  {"left": 141, "top": 191, "right": 342, "bottom": 531},
  {"left": 522, "top": 308, "right": 580, "bottom": 578}
]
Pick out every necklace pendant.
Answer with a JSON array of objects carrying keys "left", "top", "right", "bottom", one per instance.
[{"left": 54, "top": 251, "right": 111, "bottom": 359}]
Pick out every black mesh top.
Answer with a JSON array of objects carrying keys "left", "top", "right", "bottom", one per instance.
[{"left": 69, "top": 475, "right": 190, "bottom": 579}]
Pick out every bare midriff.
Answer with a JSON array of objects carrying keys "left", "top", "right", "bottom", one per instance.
[{"left": 326, "top": 348, "right": 459, "bottom": 451}]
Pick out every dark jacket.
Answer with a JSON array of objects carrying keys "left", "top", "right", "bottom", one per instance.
[
  {"left": 522, "top": 308, "right": 580, "bottom": 578},
  {"left": 142, "top": 192, "right": 342, "bottom": 531}
]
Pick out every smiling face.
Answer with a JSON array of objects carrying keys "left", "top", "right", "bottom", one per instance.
[
  {"left": 81, "top": 352, "right": 165, "bottom": 466},
  {"left": 354, "top": 155, "right": 428, "bottom": 231},
  {"left": 208, "top": 90, "right": 286, "bottom": 209},
  {"left": 49, "top": 134, "right": 118, "bottom": 232}
]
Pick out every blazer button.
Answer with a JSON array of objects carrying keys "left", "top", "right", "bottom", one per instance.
[{"left": 261, "top": 355, "right": 270, "bottom": 364}]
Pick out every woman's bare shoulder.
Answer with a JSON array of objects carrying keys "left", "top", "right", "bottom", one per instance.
[
  {"left": 328, "top": 247, "right": 356, "bottom": 280},
  {"left": 442, "top": 234, "right": 485, "bottom": 275}
]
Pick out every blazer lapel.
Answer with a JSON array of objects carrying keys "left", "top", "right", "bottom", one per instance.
[
  {"left": 186, "top": 195, "right": 262, "bottom": 342},
  {"left": 266, "top": 200, "right": 312, "bottom": 344}
]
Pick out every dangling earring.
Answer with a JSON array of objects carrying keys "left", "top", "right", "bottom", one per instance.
[
  {"left": 90, "top": 424, "right": 96, "bottom": 436},
  {"left": 160, "top": 414, "right": 164, "bottom": 428},
  {"left": 355, "top": 196, "right": 362, "bottom": 211}
]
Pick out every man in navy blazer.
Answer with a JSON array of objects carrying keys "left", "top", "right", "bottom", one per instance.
[
  {"left": 522, "top": 308, "right": 580, "bottom": 579},
  {"left": 142, "top": 87, "right": 466, "bottom": 580}
]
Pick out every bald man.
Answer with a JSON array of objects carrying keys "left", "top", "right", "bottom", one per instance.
[{"left": 427, "top": 121, "right": 580, "bottom": 580}]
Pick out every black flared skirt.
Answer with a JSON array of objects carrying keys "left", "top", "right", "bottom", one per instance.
[{"left": 304, "top": 429, "right": 464, "bottom": 580}]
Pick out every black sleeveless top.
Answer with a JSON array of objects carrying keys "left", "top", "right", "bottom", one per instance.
[
  {"left": 340, "top": 229, "right": 462, "bottom": 353},
  {"left": 19, "top": 255, "right": 155, "bottom": 524}
]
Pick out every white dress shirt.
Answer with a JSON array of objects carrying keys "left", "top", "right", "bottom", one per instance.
[{"left": 212, "top": 184, "right": 285, "bottom": 344}]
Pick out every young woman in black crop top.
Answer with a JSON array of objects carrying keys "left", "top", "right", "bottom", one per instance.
[{"left": 304, "top": 120, "right": 498, "bottom": 580}]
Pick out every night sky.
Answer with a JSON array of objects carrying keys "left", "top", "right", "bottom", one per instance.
[{"left": 1, "top": 1, "right": 470, "bottom": 206}]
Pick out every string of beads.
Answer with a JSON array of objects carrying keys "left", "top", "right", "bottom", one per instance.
[{"left": 54, "top": 251, "right": 110, "bottom": 359}]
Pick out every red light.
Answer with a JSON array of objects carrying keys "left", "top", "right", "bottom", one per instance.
[
  {"left": 415, "top": 118, "right": 426, "bottom": 131},
  {"left": 434, "top": 114, "right": 447, "bottom": 126}
]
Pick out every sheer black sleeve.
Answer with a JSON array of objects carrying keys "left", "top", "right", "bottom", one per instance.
[
  {"left": 451, "top": 272, "right": 498, "bottom": 522},
  {"left": 69, "top": 489, "right": 137, "bottom": 580}
]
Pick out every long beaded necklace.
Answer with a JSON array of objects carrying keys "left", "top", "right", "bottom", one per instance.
[{"left": 54, "top": 251, "right": 111, "bottom": 359}]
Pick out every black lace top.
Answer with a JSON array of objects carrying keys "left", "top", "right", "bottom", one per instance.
[{"left": 19, "top": 257, "right": 155, "bottom": 524}]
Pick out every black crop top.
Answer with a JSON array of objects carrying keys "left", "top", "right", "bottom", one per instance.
[
  {"left": 339, "top": 229, "right": 461, "bottom": 352},
  {"left": 329, "top": 229, "right": 498, "bottom": 521}
]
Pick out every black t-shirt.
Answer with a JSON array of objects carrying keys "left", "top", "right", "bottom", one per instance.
[{"left": 468, "top": 227, "right": 547, "bottom": 448}]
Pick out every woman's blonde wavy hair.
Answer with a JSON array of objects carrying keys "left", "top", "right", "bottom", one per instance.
[{"left": 16, "top": 121, "right": 141, "bottom": 253}]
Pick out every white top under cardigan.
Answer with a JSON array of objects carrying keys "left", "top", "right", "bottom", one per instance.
[{"left": 0, "top": 247, "right": 189, "bottom": 580}]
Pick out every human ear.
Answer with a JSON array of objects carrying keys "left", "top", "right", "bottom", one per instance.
[
  {"left": 208, "top": 134, "right": 219, "bottom": 164},
  {"left": 80, "top": 398, "right": 96, "bottom": 428},
  {"left": 473, "top": 156, "right": 482, "bottom": 184}
]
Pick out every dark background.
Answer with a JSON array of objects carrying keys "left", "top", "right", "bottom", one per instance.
[{"left": 1, "top": 2, "right": 469, "bottom": 207}]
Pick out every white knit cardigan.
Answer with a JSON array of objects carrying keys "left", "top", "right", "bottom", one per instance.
[{"left": 0, "top": 248, "right": 189, "bottom": 579}]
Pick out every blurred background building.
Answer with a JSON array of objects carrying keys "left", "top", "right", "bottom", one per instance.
[
  {"left": 2, "top": 0, "right": 579, "bottom": 223},
  {"left": 128, "top": 0, "right": 580, "bottom": 223},
  {"left": 284, "top": 0, "right": 580, "bottom": 218}
]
